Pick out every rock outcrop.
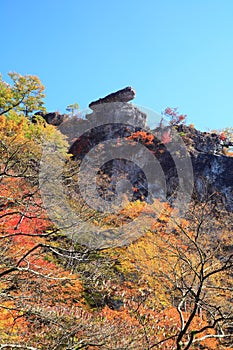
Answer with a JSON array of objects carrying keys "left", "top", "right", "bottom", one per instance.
[
  {"left": 89, "top": 86, "right": 136, "bottom": 109},
  {"left": 34, "top": 111, "right": 69, "bottom": 126},
  {"left": 69, "top": 101, "right": 147, "bottom": 157},
  {"left": 175, "top": 124, "right": 233, "bottom": 155},
  {"left": 38, "top": 87, "right": 233, "bottom": 211},
  {"left": 193, "top": 153, "right": 233, "bottom": 210}
]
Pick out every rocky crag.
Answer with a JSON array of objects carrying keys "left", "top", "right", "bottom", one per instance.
[{"left": 38, "top": 88, "right": 233, "bottom": 211}]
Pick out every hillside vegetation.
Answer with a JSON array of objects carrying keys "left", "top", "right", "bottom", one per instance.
[{"left": 1, "top": 73, "right": 233, "bottom": 350}]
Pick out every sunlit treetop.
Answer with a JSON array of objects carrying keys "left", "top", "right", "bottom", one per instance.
[{"left": 0, "top": 72, "right": 46, "bottom": 117}]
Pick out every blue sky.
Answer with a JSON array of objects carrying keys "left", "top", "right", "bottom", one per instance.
[{"left": 1, "top": 0, "right": 233, "bottom": 131}]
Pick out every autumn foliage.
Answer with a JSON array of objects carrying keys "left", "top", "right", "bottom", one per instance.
[{"left": 1, "top": 73, "right": 233, "bottom": 349}]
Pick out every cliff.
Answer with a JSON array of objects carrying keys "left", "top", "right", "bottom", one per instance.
[{"left": 38, "top": 88, "right": 233, "bottom": 211}]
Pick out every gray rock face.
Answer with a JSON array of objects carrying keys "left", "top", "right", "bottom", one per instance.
[
  {"left": 68, "top": 102, "right": 233, "bottom": 210},
  {"left": 68, "top": 102, "right": 148, "bottom": 157},
  {"left": 176, "top": 124, "right": 233, "bottom": 155},
  {"left": 38, "top": 87, "right": 233, "bottom": 211},
  {"left": 89, "top": 86, "right": 136, "bottom": 109},
  {"left": 34, "top": 111, "right": 68, "bottom": 126},
  {"left": 193, "top": 153, "right": 233, "bottom": 211}
]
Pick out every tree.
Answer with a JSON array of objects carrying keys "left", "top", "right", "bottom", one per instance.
[
  {"left": 162, "top": 107, "right": 187, "bottom": 126},
  {"left": 0, "top": 72, "right": 46, "bottom": 117},
  {"left": 119, "top": 199, "right": 233, "bottom": 349},
  {"left": 0, "top": 109, "right": 82, "bottom": 349},
  {"left": 66, "top": 102, "right": 80, "bottom": 116}
]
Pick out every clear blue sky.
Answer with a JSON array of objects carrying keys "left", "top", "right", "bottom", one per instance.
[{"left": 1, "top": 0, "right": 233, "bottom": 131}]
